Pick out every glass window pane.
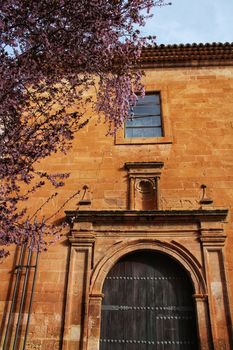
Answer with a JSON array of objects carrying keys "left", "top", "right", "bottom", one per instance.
[
  {"left": 137, "top": 94, "right": 160, "bottom": 105},
  {"left": 125, "top": 93, "right": 163, "bottom": 139},
  {"left": 132, "top": 104, "right": 161, "bottom": 116},
  {"left": 125, "top": 128, "right": 133, "bottom": 138},
  {"left": 132, "top": 127, "right": 147, "bottom": 138},
  {"left": 126, "top": 116, "right": 162, "bottom": 127},
  {"left": 125, "top": 126, "right": 163, "bottom": 138},
  {"left": 146, "top": 127, "right": 163, "bottom": 137}
]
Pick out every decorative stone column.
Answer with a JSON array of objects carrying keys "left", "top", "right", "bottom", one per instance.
[
  {"left": 200, "top": 223, "right": 233, "bottom": 350},
  {"left": 62, "top": 221, "right": 95, "bottom": 350}
]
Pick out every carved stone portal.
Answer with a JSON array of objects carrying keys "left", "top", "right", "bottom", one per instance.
[{"left": 64, "top": 209, "right": 231, "bottom": 350}]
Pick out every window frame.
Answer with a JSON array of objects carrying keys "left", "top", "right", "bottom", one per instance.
[
  {"left": 124, "top": 92, "right": 163, "bottom": 139},
  {"left": 115, "top": 89, "right": 172, "bottom": 145}
]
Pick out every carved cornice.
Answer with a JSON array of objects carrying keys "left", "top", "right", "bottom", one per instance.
[
  {"left": 65, "top": 209, "right": 228, "bottom": 225},
  {"left": 69, "top": 233, "right": 96, "bottom": 244},
  {"left": 125, "top": 162, "right": 164, "bottom": 171},
  {"left": 200, "top": 233, "right": 227, "bottom": 246}
]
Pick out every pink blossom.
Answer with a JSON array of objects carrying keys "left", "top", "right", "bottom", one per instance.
[{"left": 0, "top": 0, "right": 168, "bottom": 258}]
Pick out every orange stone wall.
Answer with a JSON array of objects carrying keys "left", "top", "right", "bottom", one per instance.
[{"left": 1, "top": 64, "right": 233, "bottom": 350}]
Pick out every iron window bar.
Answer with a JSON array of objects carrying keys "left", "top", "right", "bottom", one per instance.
[
  {"left": 128, "top": 114, "right": 161, "bottom": 118},
  {"left": 125, "top": 126, "right": 162, "bottom": 129}
]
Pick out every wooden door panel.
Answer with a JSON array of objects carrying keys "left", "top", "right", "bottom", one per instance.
[{"left": 100, "top": 252, "right": 198, "bottom": 350}]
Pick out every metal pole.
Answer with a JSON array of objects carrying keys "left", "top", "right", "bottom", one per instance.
[
  {"left": 22, "top": 247, "right": 39, "bottom": 350},
  {"left": 3, "top": 244, "right": 25, "bottom": 350},
  {"left": 12, "top": 246, "right": 33, "bottom": 350}
]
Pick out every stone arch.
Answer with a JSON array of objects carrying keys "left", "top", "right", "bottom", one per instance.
[{"left": 90, "top": 239, "right": 207, "bottom": 296}]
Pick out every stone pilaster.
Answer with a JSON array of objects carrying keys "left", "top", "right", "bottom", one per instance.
[
  {"left": 62, "top": 226, "right": 95, "bottom": 350},
  {"left": 200, "top": 224, "right": 232, "bottom": 350},
  {"left": 193, "top": 294, "right": 213, "bottom": 350},
  {"left": 87, "top": 294, "right": 104, "bottom": 350}
]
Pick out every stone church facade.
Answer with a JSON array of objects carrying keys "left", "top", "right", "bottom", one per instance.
[{"left": 1, "top": 42, "right": 233, "bottom": 350}]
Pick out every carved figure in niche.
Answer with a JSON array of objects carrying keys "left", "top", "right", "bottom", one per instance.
[{"left": 135, "top": 178, "right": 157, "bottom": 210}]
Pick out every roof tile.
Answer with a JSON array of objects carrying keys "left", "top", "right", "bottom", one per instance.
[{"left": 140, "top": 42, "right": 233, "bottom": 67}]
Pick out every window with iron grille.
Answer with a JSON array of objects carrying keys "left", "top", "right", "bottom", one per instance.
[{"left": 125, "top": 93, "right": 163, "bottom": 138}]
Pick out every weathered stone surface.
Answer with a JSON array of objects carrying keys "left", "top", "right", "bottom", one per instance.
[{"left": 1, "top": 48, "right": 233, "bottom": 349}]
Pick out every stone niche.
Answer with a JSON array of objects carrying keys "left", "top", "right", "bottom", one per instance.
[{"left": 124, "top": 162, "right": 164, "bottom": 210}]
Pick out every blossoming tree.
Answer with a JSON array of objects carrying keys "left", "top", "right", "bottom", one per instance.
[{"left": 0, "top": 0, "right": 168, "bottom": 258}]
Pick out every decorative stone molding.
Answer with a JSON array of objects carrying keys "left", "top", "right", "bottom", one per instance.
[
  {"left": 200, "top": 230, "right": 233, "bottom": 349},
  {"left": 124, "top": 162, "right": 164, "bottom": 210},
  {"left": 65, "top": 208, "right": 228, "bottom": 224},
  {"left": 90, "top": 238, "right": 207, "bottom": 296},
  {"left": 63, "top": 208, "right": 231, "bottom": 350},
  {"left": 62, "top": 232, "right": 96, "bottom": 350}
]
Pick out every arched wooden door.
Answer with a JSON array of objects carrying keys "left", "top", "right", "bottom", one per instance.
[{"left": 100, "top": 251, "right": 198, "bottom": 350}]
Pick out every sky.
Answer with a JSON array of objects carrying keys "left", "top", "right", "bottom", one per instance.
[{"left": 142, "top": 0, "right": 233, "bottom": 45}]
